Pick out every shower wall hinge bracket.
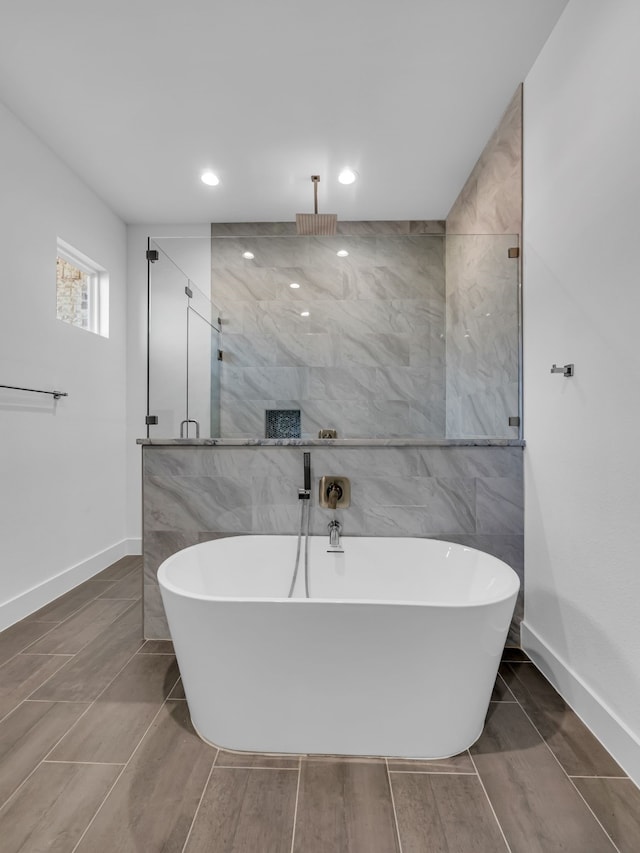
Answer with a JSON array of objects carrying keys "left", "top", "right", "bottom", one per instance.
[
  {"left": 146, "top": 249, "right": 159, "bottom": 262},
  {"left": 185, "top": 286, "right": 193, "bottom": 298},
  {"left": 145, "top": 415, "right": 158, "bottom": 425},
  {"left": 217, "top": 349, "right": 223, "bottom": 361},
  {"left": 508, "top": 247, "right": 520, "bottom": 258},
  {"left": 508, "top": 416, "right": 520, "bottom": 427}
]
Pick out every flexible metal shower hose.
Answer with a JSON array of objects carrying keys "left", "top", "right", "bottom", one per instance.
[{"left": 287, "top": 499, "right": 311, "bottom": 598}]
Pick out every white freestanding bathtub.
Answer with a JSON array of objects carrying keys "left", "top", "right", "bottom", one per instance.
[{"left": 158, "top": 535, "right": 519, "bottom": 759}]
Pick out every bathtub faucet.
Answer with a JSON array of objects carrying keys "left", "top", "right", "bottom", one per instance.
[{"left": 328, "top": 519, "right": 342, "bottom": 551}]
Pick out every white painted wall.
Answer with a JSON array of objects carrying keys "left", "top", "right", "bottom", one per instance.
[
  {"left": 125, "top": 226, "right": 211, "bottom": 541},
  {"left": 523, "top": 0, "right": 640, "bottom": 782},
  {"left": 0, "top": 101, "right": 129, "bottom": 629}
]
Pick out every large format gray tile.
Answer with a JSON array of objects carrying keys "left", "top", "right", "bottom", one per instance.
[
  {"left": 167, "top": 678, "right": 186, "bottom": 700},
  {"left": 74, "top": 701, "right": 216, "bottom": 853},
  {"left": 391, "top": 772, "right": 508, "bottom": 852},
  {"left": 93, "top": 555, "right": 142, "bottom": 582},
  {"left": 0, "top": 761, "right": 120, "bottom": 852},
  {"left": 31, "top": 602, "right": 143, "bottom": 702},
  {"left": 184, "top": 768, "right": 298, "bottom": 852},
  {"left": 24, "top": 599, "right": 132, "bottom": 655},
  {"left": 49, "top": 654, "right": 180, "bottom": 763},
  {"left": 475, "top": 477, "right": 524, "bottom": 534},
  {"left": 0, "top": 621, "right": 58, "bottom": 668},
  {"left": 471, "top": 702, "right": 617, "bottom": 852},
  {"left": 573, "top": 777, "right": 640, "bottom": 853},
  {"left": 502, "top": 663, "right": 626, "bottom": 777},
  {"left": 0, "top": 700, "right": 89, "bottom": 807},
  {"left": 491, "top": 667, "right": 517, "bottom": 702},
  {"left": 25, "top": 580, "right": 115, "bottom": 623},
  {"left": 0, "top": 653, "right": 72, "bottom": 721},
  {"left": 293, "top": 759, "right": 399, "bottom": 853},
  {"left": 138, "top": 639, "right": 174, "bottom": 654},
  {"left": 97, "top": 568, "right": 142, "bottom": 600}
]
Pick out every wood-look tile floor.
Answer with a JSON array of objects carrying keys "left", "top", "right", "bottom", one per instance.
[{"left": 1, "top": 555, "right": 639, "bottom": 852}]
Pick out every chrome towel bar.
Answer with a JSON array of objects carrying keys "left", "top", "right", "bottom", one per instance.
[{"left": 0, "top": 384, "right": 68, "bottom": 399}]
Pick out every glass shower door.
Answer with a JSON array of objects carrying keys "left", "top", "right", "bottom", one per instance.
[
  {"left": 147, "top": 240, "right": 188, "bottom": 438},
  {"left": 147, "top": 239, "right": 221, "bottom": 438}
]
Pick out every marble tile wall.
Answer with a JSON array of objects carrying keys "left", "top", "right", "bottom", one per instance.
[
  {"left": 211, "top": 221, "right": 447, "bottom": 439},
  {"left": 445, "top": 86, "right": 522, "bottom": 438},
  {"left": 446, "top": 86, "right": 522, "bottom": 236},
  {"left": 143, "top": 444, "right": 524, "bottom": 644}
]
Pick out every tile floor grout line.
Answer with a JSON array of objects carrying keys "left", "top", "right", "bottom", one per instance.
[
  {"left": 0, "top": 697, "right": 91, "bottom": 816},
  {"left": 179, "top": 748, "right": 220, "bottom": 853},
  {"left": 96, "top": 596, "right": 140, "bottom": 602},
  {"left": 216, "top": 765, "right": 299, "bottom": 771},
  {"left": 18, "top": 608, "right": 144, "bottom": 708},
  {"left": 288, "top": 757, "right": 302, "bottom": 853},
  {"left": 507, "top": 665, "right": 623, "bottom": 853},
  {"left": 569, "top": 775, "right": 630, "bottom": 780},
  {"left": 385, "top": 757, "right": 404, "bottom": 853},
  {"left": 496, "top": 671, "right": 517, "bottom": 701},
  {"left": 0, "top": 630, "right": 152, "bottom": 812},
  {"left": 0, "top": 695, "right": 76, "bottom": 729},
  {"left": 24, "top": 698, "right": 97, "bottom": 704},
  {"left": 388, "top": 769, "right": 477, "bottom": 775},
  {"left": 0, "top": 580, "right": 138, "bottom": 671},
  {"left": 36, "top": 633, "right": 154, "bottom": 763},
  {"left": 467, "top": 749, "right": 514, "bottom": 853},
  {"left": 19, "top": 597, "right": 140, "bottom": 660},
  {"left": 43, "top": 759, "right": 126, "bottom": 766},
  {"left": 16, "top": 652, "right": 74, "bottom": 657},
  {"left": 20, "top": 583, "right": 129, "bottom": 639},
  {"left": 20, "top": 636, "right": 146, "bottom": 709},
  {"left": 69, "top": 696, "right": 178, "bottom": 853},
  {"left": 0, "top": 623, "right": 74, "bottom": 673}
]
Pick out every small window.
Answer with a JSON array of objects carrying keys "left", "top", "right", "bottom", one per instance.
[{"left": 56, "top": 238, "right": 109, "bottom": 337}]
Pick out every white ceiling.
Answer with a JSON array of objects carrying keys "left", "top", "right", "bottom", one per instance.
[{"left": 0, "top": 0, "right": 568, "bottom": 225}]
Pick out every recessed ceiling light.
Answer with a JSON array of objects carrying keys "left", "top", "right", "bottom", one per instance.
[
  {"left": 289, "top": 282, "right": 300, "bottom": 289},
  {"left": 242, "top": 251, "right": 255, "bottom": 260},
  {"left": 336, "top": 249, "right": 349, "bottom": 258},
  {"left": 201, "top": 170, "right": 220, "bottom": 186},
  {"left": 338, "top": 168, "right": 357, "bottom": 185},
  {"left": 300, "top": 311, "right": 310, "bottom": 317}
]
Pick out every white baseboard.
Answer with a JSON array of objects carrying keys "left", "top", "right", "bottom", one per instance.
[
  {"left": 521, "top": 621, "right": 640, "bottom": 788},
  {"left": 0, "top": 538, "right": 142, "bottom": 632}
]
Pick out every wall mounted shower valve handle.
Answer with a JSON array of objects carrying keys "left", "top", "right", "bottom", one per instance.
[{"left": 550, "top": 363, "right": 574, "bottom": 377}]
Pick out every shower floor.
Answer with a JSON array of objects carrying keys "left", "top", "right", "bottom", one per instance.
[{"left": 0, "top": 555, "right": 638, "bottom": 852}]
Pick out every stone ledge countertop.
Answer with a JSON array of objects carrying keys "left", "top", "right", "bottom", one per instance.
[{"left": 137, "top": 437, "right": 525, "bottom": 447}]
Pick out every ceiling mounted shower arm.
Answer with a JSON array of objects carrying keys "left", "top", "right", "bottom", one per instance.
[{"left": 311, "top": 175, "right": 320, "bottom": 214}]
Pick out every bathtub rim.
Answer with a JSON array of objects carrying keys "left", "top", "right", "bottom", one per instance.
[{"left": 157, "top": 534, "right": 520, "bottom": 609}]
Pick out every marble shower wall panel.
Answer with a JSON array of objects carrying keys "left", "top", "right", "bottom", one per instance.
[
  {"left": 142, "top": 444, "right": 523, "bottom": 644},
  {"left": 211, "top": 222, "right": 446, "bottom": 439},
  {"left": 446, "top": 86, "right": 522, "bottom": 236}
]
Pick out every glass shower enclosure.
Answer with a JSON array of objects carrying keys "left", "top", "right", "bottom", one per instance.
[
  {"left": 146, "top": 238, "right": 221, "bottom": 439},
  {"left": 146, "top": 231, "right": 521, "bottom": 440}
]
